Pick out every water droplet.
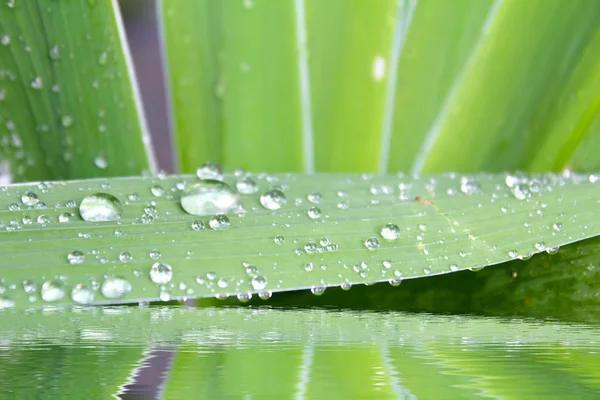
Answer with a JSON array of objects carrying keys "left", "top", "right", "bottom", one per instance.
[
  {"left": 150, "top": 185, "right": 164, "bottom": 197},
  {"left": 67, "top": 250, "right": 85, "bottom": 265},
  {"left": 258, "top": 291, "right": 272, "bottom": 300},
  {"left": 546, "top": 246, "right": 560, "bottom": 255},
  {"left": 389, "top": 278, "right": 402, "bottom": 287},
  {"left": 364, "top": 237, "right": 380, "bottom": 250},
  {"left": 508, "top": 250, "right": 518, "bottom": 258},
  {"left": 191, "top": 220, "right": 205, "bottom": 231},
  {"left": 307, "top": 207, "right": 321, "bottom": 219},
  {"left": 217, "top": 278, "right": 228, "bottom": 288},
  {"left": 237, "top": 292, "right": 252, "bottom": 303},
  {"left": 79, "top": 193, "right": 123, "bottom": 222},
  {"left": 260, "top": 189, "right": 287, "bottom": 210},
  {"left": 380, "top": 223, "right": 400, "bottom": 240},
  {"left": 159, "top": 291, "right": 171, "bottom": 302},
  {"left": 31, "top": 76, "right": 43, "bottom": 90},
  {"left": 141, "top": 214, "right": 154, "bottom": 224},
  {"left": 71, "top": 284, "right": 95, "bottom": 304},
  {"left": 449, "top": 264, "right": 459, "bottom": 272},
  {"left": 149, "top": 249, "right": 161, "bottom": 260},
  {"left": 274, "top": 235, "right": 285, "bottom": 244},
  {"left": 119, "top": 251, "right": 132, "bottom": 263},
  {"left": 58, "top": 212, "right": 72, "bottom": 223},
  {"left": 0, "top": 297, "right": 15, "bottom": 309},
  {"left": 341, "top": 282, "right": 352, "bottom": 291},
  {"left": 94, "top": 154, "right": 107, "bottom": 169},
  {"left": 98, "top": 51, "right": 108, "bottom": 65},
  {"left": 304, "top": 242, "right": 317, "bottom": 254},
  {"left": 21, "top": 191, "right": 39, "bottom": 206},
  {"left": 519, "top": 253, "right": 533, "bottom": 261},
  {"left": 311, "top": 286, "right": 326, "bottom": 296},
  {"left": 372, "top": 55, "right": 386, "bottom": 82},
  {"left": 22, "top": 280, "right": 36, "bottom": 293},
  {"left": 209, "top": 214, "right": 230, "bottom": 230},
  {"left": 553, "top": 222, "right": 564, "bottom": 231},
  {"left": 196, "top": 161, "right": 223, "bottom": 180},
  {"left": 150, "top": 262, "right": 172, "bottom": 284},
  {"left": 307, "top": 192, "right": 322, "bottom": 204},
  {"left": 48, "top": 44, "right": 60, "bottom": 60},
  {"left": 40, "top": 280, "right": 65, "bottom": 302},
  {"left": 181, "top": 180, "right": 241, "bottom": 216},
  {"left": 101, "top": 276, "right": 132, "bottom": 299},
  {"left": 535, "top": 242, "right": 546, "bottom": 251},
  {"left": 0, "top": 34, "right": 9, "bottom": 46},
  {"left": 251, "top": 275, "right": 267, "bottom": 290},
  {"left": 236, "top": 177, "right": 259, "bottom": 194},
  {"left": 304, "top": 262, "right": 314, "bottom": 271},
  {"left": 510, "top": 184, "right": 529, "bottom": 200},
  {"left": 460, "top": 178, "right": 481, "bottom": 195},
  {"left": 36, "top": 214, "right": 50, "bottom": 224}
]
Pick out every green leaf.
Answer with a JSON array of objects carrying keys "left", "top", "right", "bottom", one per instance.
[
  {"left": 0, "top": 171, "right": 598, "bottom": 308},
  {"left": 2, "top": 307, "right": 600, "bottom": 398},
  {"left": 0, "top": 0, "right": 155, "bottom": 181},
  {"left": 160, "top": 0, "right": 305, "bottom": 173}
]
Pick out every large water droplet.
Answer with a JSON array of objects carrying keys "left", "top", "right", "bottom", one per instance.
[
  {"left": 79, "top": 193, "right": 123, "bottom": 222},
  {"left": 41, "top": 280, "right": 65, "bottom": 302},
  {"left": 196, "top": 161, "right": 223, "bottom": 180},
  {"left": 180, "top": 180, "right": 241, "bottom": 216},
  {"left": 71, "top": 284, "right": 95, "bottom": 304},
  {"left": 251, "top": 275, "right": 267, "bottom": 290},
  {"left": 101, "top": 277, "right": 132, "bottom": 299},
  {"left": 21, "top": 191, "right": 39, "bottom": 206},
  {"left": 67, "top": 250, "right": 85, "bottom": 265},
  {"left": 150, "top": 262, "right": 173, "bottom": 284},
  {"left": 260, "top": 189, "right": 287, "bottom": 210},
  {"left": 380, "top": 223, "right": 400, "bottom": 240}
]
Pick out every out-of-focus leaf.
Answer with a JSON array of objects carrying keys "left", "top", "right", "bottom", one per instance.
[{"left": 0, "top": 0, "right": 155, "bottom": 181}]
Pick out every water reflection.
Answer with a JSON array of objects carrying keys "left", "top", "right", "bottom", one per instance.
[{"left": 0, "top": 307, "right": 599, "bottom": 399}]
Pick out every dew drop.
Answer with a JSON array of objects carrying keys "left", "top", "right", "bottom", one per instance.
[
  {"left": 340, "top": 282, "right": 352, "bottom": 291},
  {"left": 535, "top": 242, "right": 546, "bottom": 251},
  {"left": 304, "top": 262, "right": 314, "bottom": 272},
  {"left": 58, "top": 212, "right": 72, "bottom": 222},
  {"left": 307, "top": 192, "right": 322, "bottom": 204},
  {"left": 141, "top": 214, "right": 154, "bottom": 224},
  {"left": 71, "top": 284, "right": 95, "bottom": 304},
  {"left": 150, "top": 185, "right": 164, "bottom": 197},
  {"left": 508, "top": 250, "right": 518, "bottom": 258},
  {"left": 546, "top": 246, "right": 560, "bottom": 255},
  {"left": 251, "top": 275, "right": 267, "bottom": 290},
  {"left": 237, "top": 292, "right": 252, "bottom": 303},
  {"left": 48, "top": 45, "right": 60, "bottom": 61},
  {"left": 22, "top": 280, "right": 36, "bottom": 293},
  {"left": 274, "top": 235, "right": 285, "bottom": 244},
  {"left": 97, "top": 51, "right": 108, "bottom": 65},
  {"left": 36, "top": 215, "right": 50, "bottom": 224},
  {"left": 260, "top": 189, "right": 287, "bottom": 210},
  {"left": 94, "top": 154, "right": 107, "bottom": 169},
  {"left": 181, "top": 180, "right": 241, "bottom": 216},
  {"left": 460, "top": 178, "right": 481, "bottom": 195},
  {"left": 31, "top": 76, "right": 43, "bottom": 90},
  {"left": 307, "top": 207, "right": 321, "bottom": 219},
  {"left": 217, "top": 278, "right": 228, "bottom": 288},
  {"left": 79, "top": 193, "right": 123, "bottom": 222},
  {"left": 196, "top": 161, "right": 223, "bottom": 180},
  {"left": 304, "top": 242, "right": 317, "bottom": 254},
  {"left": 0, "top": 34, "right": 9, "bottom": 46},
  {"left": 389, "top": 278, "right": 402, "bottom": 287},
  {"left": 311, "top": 286, "right": 326, "bottom": 296},
  {"left": 258, "top": 291, "right": 272, "bottom": 300},
  {"left": 150, "top": 263, "right": 172, "bottom": 284},
  {"left": 119, "top": 251, "right": 132, "bottom": 263},
  {"left": 21, "top": 191, "right": 39, "bottom": 206},
  {"left": 149, "top": 249, "right": 161, "bottom": 260},
  {"left": 191, "top": 220, "right": 205, "bottom": 231},
  {"left": 510, "top": 184, "right": 529, "bottom": 200},
  {"left": 364, "top": 237, "right": 380, "bottom": 250},
  {"left": 0, "top": 297, "right": 15, "bottom": 309},
  {"left": 380, "top": 223, "right": 400, "bottom": 240},
  {"left": 67, "top": 250, "right": 85, "bottom": 265},
  {"left": 449, "top": 264, "right": 459, "bottom": 272},
  {"left": 553, "top": 222, "right": 564, "bottom": 232},
  {"left": 236, "top": 177, "right": 259, "bottom": 194},
  {"left": 40, "top": 280, "right": 65, "bottom": 302},
  {"left": 209, "top": 214, "right": 230, "bottom": 230},
  {"left": 101, "top": 276, "right": 131, "bottom": 299}
]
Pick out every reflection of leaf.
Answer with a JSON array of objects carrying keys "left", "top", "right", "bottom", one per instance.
[{"left": 1, "top": 172, "right": 599, "bottom": 308}]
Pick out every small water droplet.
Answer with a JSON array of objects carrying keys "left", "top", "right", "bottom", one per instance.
[
  {"left": 79, "top": 193, "right": 123, "bottom": 222},
  {"left": 209, "top": 214, "right": 230, "bottom": 230},
  {"left": 217, "top": 278, "right": 228, "bottom": 288},
  {"left": 274, "top": 235, "right": 285, "bottom": 244},
  {"left": 98, "top": 51, "right": 108, "bottom": 65},
  {"left": 251, "top": 275, "right": 267, "bottom": 290},
  {"left": 389, "top": 278, "right": 402, "bottom": 287},
  {"left": 119, "top": 251, "right": 132, "bottom": 263},
  {"left": 21, "top": 191, "right": 39, "bottom": 206},
  {"left": 510, "top": 184, "right": 529, "bottom": 200},
  {"left": 150, "top": 263, "right": 173, "bottom": 284},
  {"left": 41, "top": 280, "right": 65, "bottom": 302},
  {"left": 22, "top": 280, "right": 36, "bottom": 293},
  {"left": 508, "top": 250, "right": 518, "bottom": 258},
  {"left": 341, "top": 282, "right": 352, "bottom": 291},
  {"left": 31, "top": 76, "right": 43, "bottom": 90},
  {"left": 36, "top": 214, "right": 50, "bottom": 224},
  {"left": 364, "top": 237, "right": 380, "bottom": 250},
  {"left": 260, "top": 189, "right": 287, "bottom": 210},
  {"left": 150, "top": 185, "right": 164, "bottom": 197},
  {"left": 311, "top": 286, "right": 326, "bottom": 296},
  {"left": 71, "top": 284, "right": 95, "bottom": 304},
  {"left": 258, "top": 291, "right": 272, "bottom": 300},
  {"left": 307, "top": 192, "right": 322, "bottom": 204},
  {"left": 94, "top": 154, "right": 107, "bottom": 169},
  {"left": 535, "top": 242, "right": 546, "bottom": 251},
  {"left": 141, "top": 214, "right": 154, "bottom": 224},
  {"left": 0, "top": 34, "right": 10, "bottom": 46},
  {"left": 101, "top": 276, "right": 131, "bottom": 299},
  {"left": 460, "top": 178, "right": 481, "bottom": 195},
  {"left": 553, "top": 222, "right": 564, "bottom": 231},
  {"left": 196, "top": 161, "right": 223, "bottom": 180},
  {"left": 546, "top": 246, "right": 560, "bottom": 255},
  {"left": 237, "top": 292, "right": 252, "bottom": 303},
  {"left": 449, "top": 264, "right": 459, "bottom": 272},
  {"left": 191, "top": 220, "right": 205, "bottom": 231},
  {"left": 304, "top": 242, "right": 317, "bottom": 254},
  {"left": 236, "top": 177, "right": 258, "bottom": 194},
  {"left": 307, "top": 207, "right": 321, "bottom": 219},
  {"left": 67, "top": 250, "right": 85, "bottom": 265},
  {"left": 380, "top": 223, "right": 400, "bottom": 240},
  {"left": 149, "top": 249, "right": 161, "bottom": 260},
  {"left": 181, "top": 180, "right": 241, "bottom": 216},
  {"left": 0, "top": 297, "right": 15, "bottom": 309},
  {"left": 304, "top": 262, "right": 314, "bottom": 271},
  {"left": 58, "top": 212, "right": 72, "bottom": 223}
]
